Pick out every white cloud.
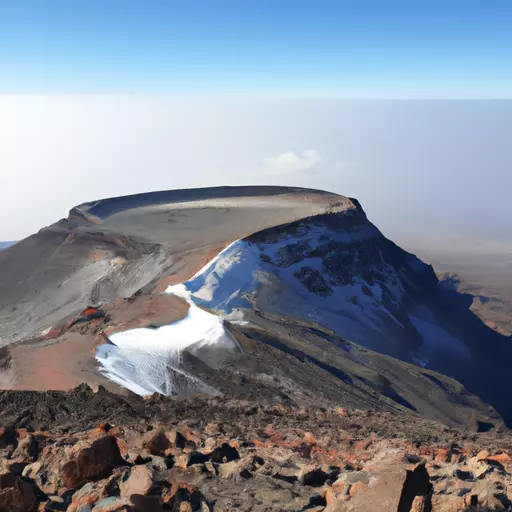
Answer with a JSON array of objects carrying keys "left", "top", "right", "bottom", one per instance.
[{"left": 264, "top": 149, "right": 322, "bottom": 175}]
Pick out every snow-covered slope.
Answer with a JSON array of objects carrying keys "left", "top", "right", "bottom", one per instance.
[
  {"left": 96, "top": 300, "right": 241, "bottom": 396},
  {"left": 170, "top": 208, "right": 472, "bottom": 369},
  {"left": 92, "top": 199, "right": 512, "bottom": 426}
]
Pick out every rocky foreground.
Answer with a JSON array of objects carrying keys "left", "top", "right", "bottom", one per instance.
[{"left": 0, "top": 387, "right": 512, "bottom": 511}]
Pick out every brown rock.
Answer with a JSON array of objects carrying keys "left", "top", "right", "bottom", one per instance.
[
  {"left": 488, "top": 452, "right": 511, "bottom": 464},
  {"left": 303, "top": 432, "right": 318, "bottom": 445},
  {"left": 209, "top": 443, "right": 240, "bottom": 464},
  {"left": 0, "top": 474, "right": 37, "bottom": 512},
  {"left": 161, "top": 485, "right": 208, "bottom": 511},
  {"left": 345, "top": 460, "right": 430, "bottom": 512},
  {"left": 90, "top": 496, "right": 132, "bottom": 511},
  {"left": 349, "top": 481, "right": 366, "bottom": 496},
  {"left": 476, "top": 450, "right": 490, "bottom": 461},
  {"left": 67, "top": 473, "right": 121, "bottom": 512},
  {"left": 203, "top": 423, "right": 218, "bottom": 437},
  {"left": 217, "top": 460, "right": 240, "bottom": 479},
  {"left": 163, "top": 466, "right": 207, "bottom": 486},
  {"left": 61, "top": 435, "right": 125, "bottom": 489},
  {"left": 467, "top": 456, "right": 491, "bottom": 478},
  {"left": 178, "top": 426, "right": 201, "bottom": 448},
  {"left": 435, "top": 448, "right": 449, "bottom": 464},
  {"left": 410, "top": 495, "right": 430, "bottom": 512},
  {"left": 431, "top": 494, "right": 466, "bottom": 511},
  {"left": 397, "top": 463, "right": 432, "bottom": 512},
  {"left": 143, "top": 429, "right": 170, "bottom": 456},
  {"left": 12, "top": 434, "right": 38, "bottom": 463},
  {"left": 23, "top": 444, "right": 69, "bottom": 494},
  {"left": 331, "top": 479, "right": 345, "bottom": 493},
  {"left": 119, "top": 465, "right": 155, "bottom": 498},
  {"left": 302, "top": 468, "right": 328, "bottom": 487},
  {"left": 0, "top": 428, "right": 17, "bottom": 450},
  {"left": 109, "top": 427, "right": 124, "bottom": 437},
  {"left": 354, "top": 439, "right": 372, "bottom": 451},
  {"left": 130, "top": 494, "right": 164, "bottom": 512},
  {"left": 323, "top": 487, "right": 346, "bottom": 512}
]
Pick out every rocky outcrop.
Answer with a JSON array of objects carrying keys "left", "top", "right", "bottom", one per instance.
[{"left": 0, "top": 393, "right": 512, "bottom": 511}]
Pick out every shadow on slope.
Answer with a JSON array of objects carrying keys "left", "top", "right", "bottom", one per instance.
[
  {"left": 430, "top": 283, "right": 512, "bottom": 429},
  {"left": 215, "top": 312, "right": 504, "bottom": 430}
]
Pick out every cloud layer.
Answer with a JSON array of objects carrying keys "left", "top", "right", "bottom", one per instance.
[{"left": 264, "top": 150, "right": 322, "bottom": 175}]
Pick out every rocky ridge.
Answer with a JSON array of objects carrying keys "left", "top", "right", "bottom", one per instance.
[{"left": 1, "top": 387, "right": 512, "bottom": 511}]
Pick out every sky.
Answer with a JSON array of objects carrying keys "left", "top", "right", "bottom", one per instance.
[
  {"left": 1, "top": 96, "right": 511, "bottom": 255},
  {"left": 0, "top": 1, "right": 511, "bottom": 256},
  {"left": 0, "top": 0, "right": 511, "bottom": 98}
]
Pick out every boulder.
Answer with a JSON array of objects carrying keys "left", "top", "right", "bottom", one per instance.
[
  {"left": 0, "top": 428, "right": 18, "bottom": 450},
  {"left": 142, "top": 430, "right": 170, "bottom": 456},
  {"left": 119, "top": 465, "right": 155, "bottom": 499},
  {"left": 209, "top": 443, "right": 240, "bottom": 464},
  {"left": 61, "top": 436, "right": 125, "bottom": 489},
  {"left": 161, "top": 485, "right": 208, "bottom": 511},
  {"left": 162, "top": 465, "right": 208, "bottom": 487},
  {"left": 130, "top": 495, "right": 164, "bottom": 511},
  {"left": 23, "top": 444, "right": 70, "bottom": 494},
  {"left": 12, "top": 434, "right": 38, "bottom": 463},
  {"left": 0, "top": 474, "right": 37, "bottom": 512},
  {"left": 91, "top": 496, "right": 132, "bottom": 511},
  {"left": 67, "top": 472, "right": 122, "bottom": 512}
]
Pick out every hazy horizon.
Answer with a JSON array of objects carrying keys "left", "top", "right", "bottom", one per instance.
[
  {"left": 1, "top": 95, "right": 511, "bottom": 257},
  {"left": 2, "top": 1, "right": 511, "bottom": 256}
]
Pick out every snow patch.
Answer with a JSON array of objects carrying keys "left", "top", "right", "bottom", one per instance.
[{"left": 96, "top": 300, "right": 240, "bottom": 396}]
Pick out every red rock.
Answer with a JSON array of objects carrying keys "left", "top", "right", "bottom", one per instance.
[
  {"left": 435, "top": 448, "right": 449, "bottom": 463},
  {"left": 61, "top": 435, "right": 125, "bottom": 489},
  {"left": 487, "top": 453, "right": 511, "bottom": 464}
]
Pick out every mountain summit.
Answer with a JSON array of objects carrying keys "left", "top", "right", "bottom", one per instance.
[{"left": 0, "top": 186, "right": 511, "bottom": 428}]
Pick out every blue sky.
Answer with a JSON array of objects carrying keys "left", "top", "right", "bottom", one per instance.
[{"left": 1, "top": 0, "right": 511, "bottom": 97}]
